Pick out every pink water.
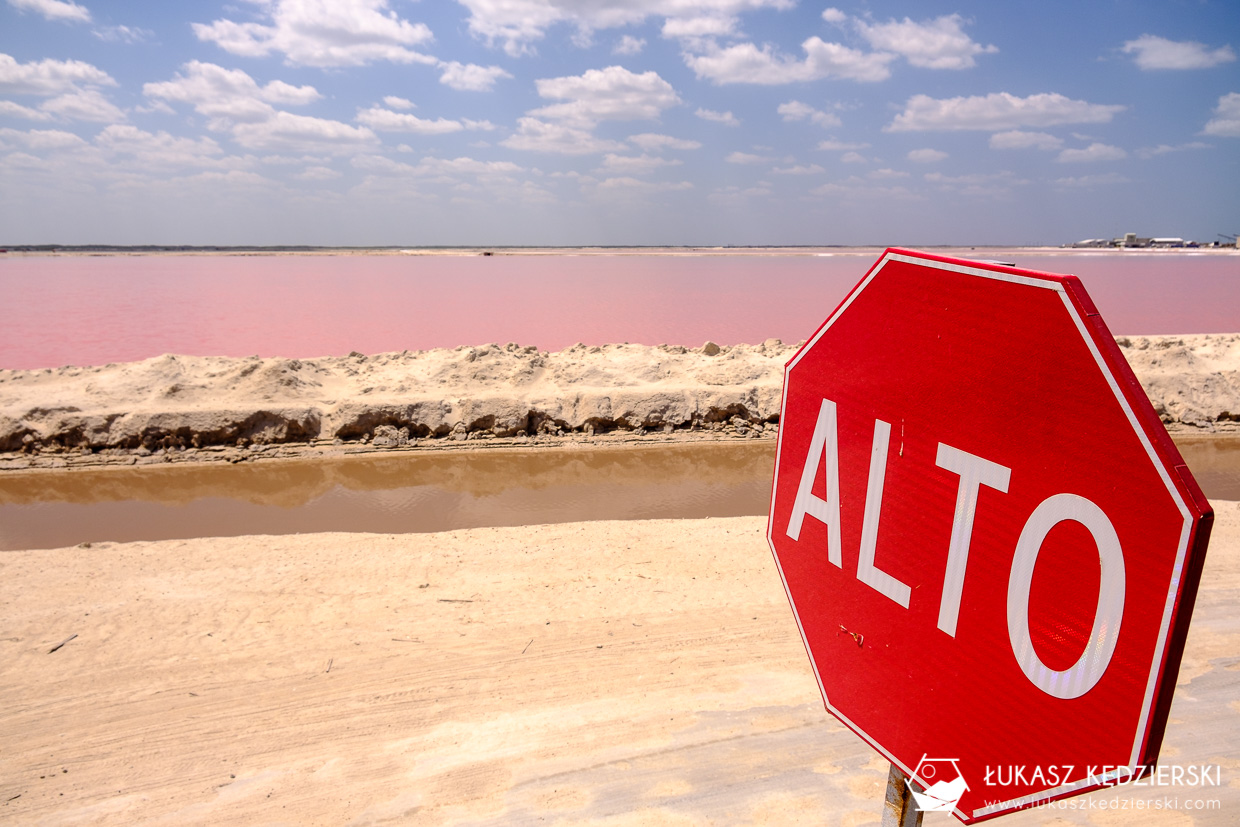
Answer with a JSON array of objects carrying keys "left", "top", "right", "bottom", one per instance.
[{"left": 1, "top": 250, "right": 1237, "bottom": 370}]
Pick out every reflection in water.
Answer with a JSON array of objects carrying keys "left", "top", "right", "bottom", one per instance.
[
  {"left": 0, "top": 442, "right": 776, "bottom": 550},
  {"left": 1, "top": 438, "right": 1235, "bottom": 551},
  {"left": 1174, "top": 438, "right": 1240, "bottom": 504}
]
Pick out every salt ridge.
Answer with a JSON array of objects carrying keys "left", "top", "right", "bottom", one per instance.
[{"left": 0, "top": 334, "right": 1236, "bottom": 469}]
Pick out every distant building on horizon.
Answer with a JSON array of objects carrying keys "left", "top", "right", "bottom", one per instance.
[{"left": 1065, "top": 232, "right": 1224, "bottom": 249}]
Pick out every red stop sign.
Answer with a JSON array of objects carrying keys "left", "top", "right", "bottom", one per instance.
[{"left": 766, "top": 249, "right": 1212, "bottom": 822}]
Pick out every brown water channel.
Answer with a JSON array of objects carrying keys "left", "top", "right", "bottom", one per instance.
[
  {"left": 1, "top": 439, "right": 1237, "bottom": 551},
  {"left": 0, "top": 442, "right": 773, "bottom": 550}
]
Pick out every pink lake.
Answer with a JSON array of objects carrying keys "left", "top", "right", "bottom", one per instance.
[{"left": 1, "top": 249, "right": 1237, "bottom": 370}]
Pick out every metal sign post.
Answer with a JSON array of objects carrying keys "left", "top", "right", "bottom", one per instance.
[{"left": 882, "top": 764, "right": 923, "bottom": 827}]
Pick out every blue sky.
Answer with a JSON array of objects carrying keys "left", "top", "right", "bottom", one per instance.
[{"left": 1, "top": 0, "right": 1237, "bottom": 246}]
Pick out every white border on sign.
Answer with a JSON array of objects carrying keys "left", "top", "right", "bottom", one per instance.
[{"left": 765, "top": 249, "right": 1196, "bottom": 821}]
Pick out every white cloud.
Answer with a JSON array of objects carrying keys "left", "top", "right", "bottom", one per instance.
[
  {"left": 840, "top": 151, "right": 867, "bottom": 163},
  {"left": 94, "top": 124, "right": 229, "bottom": 167},
  {"left": 810, "top": 177, "right": 920, "bottom": 200},
  {"left": 772, "top": 163, "right": 824, "bottom": 175},
  {"left": 356, "top": 107, "right": 467, "bottom": 134},
  {"left": 613, "top": 35, "right": 646, "bottom": 55},
  {"left": 549, "top": 169, "right": 595, "bottom": 182},
  {"left": 428, "top": 158, "right": 523, "bottom": 186},
  {"left": 1, "top": 150, "right": 56, "bottom": 172},
  {"left": 0, "top": 57, "right": 125, "bottom": 123},
  {"left": 0, "top": 126, "right": 86, "bottom": 150},
  {"left": 263, "top": 80, "right": 323, "bottom": 106},
  {"left": 1121, "top": 35, "right": 1235, "bottom": 70},
  {"left": 438, "top": 62, "right": 512, "bottom": 92},
  {"left": 925, "top": 172, "right": 989, "bottom": 186},
  {"left": 144, "top": 62, "right": 320, "bottom": 129},
  {"left": 530, "top": 66, "right": 679, "bottom": 126},
  {"left": 456, "top": 0, "right": 569, "bottom": 56},
  {"left": 821, "top": 7, "right": 847, "bottom": 25},
  {"left": 384, "top": 96, "right": 414, "bottom": 110},
  {"left": 817, "top": 139, "right": 869, "bottom": 151},
  {"left": 1056, "top": 142, "right": 1127, "bottom": 162},
  {"left": 777, "top": 100, "right": 814, "bottom": 121},
  {"left": 418, "top": 156, "right": 524, "bottom": 178},
  {"left": 0, "top": 99, "right": 52, "bottom": 120},
  {"left": 685, "top": 37, "right": 894, "bottom": 84},
  {"left": 708, "top": 184, "right": 772, "bottom": 205},
  {"left": 988, "top": 130, "right": 1063, "bottom": 150},
  {"left": 355, "top": 108, "right": 496, "bottom": 136},
  {"left": 922, "top": 171, "right": 1027, "bottom": 198},
  {"left": 134, "top": 100, "right": 175, "bottom": 116},
  {"left": 628, "top": 133, "right": 701, "bottom": 150},
  {"left": 297, "top": 165, "right": 341, "bottom": 181},
  {"left": 1053, "top": 173, "right": 1130, "bottom": 188},
  {"left": 351, "top": 154, "right": 414, "bottom": 175},
  {"left": 0, "top": 53, "right": 114, "bottom": 96},
  {"left": 500, "top": 65, "right": 679, "bottom": 157},
  {"left": 231, "top": 112, "right": 379, "bottom": 153},
  {"left": 500, "top": 117, "right": 626, "bottom": 154},
  {"left": 907, "top": 148, "right": 947, "bottom": 163},
  {"left": 661, "top": 15, "right": 738, "bottom": 39},
  {"left": 259, "top": 153, "right": 331, "bottom": 166},
  {"left": 1135, "top": 141, "right": 1209, "bottom": 158},
  {"left": 726, "top": 150, "right": 771, "bottom": 164},
  {"left": 455, "top": 0, "right": 794, "bottom": 57},
  {"left": 93, "top": 24, "right": 152, "bottom": 44},
  {"left": 595, "top": 176, "right": 693, "bottom": 194},
  {"left": 777, "top": 100, "right": 841, "bottom": 127},
  {"left": 887, "top": 92, "right": 1125, "bottom": 131},
  {"left": 39, "top": 88, "right": 124, "bottom": 122},
  {"left": 192, "top": 0, "right": 436, "bottom": 68},
  {"left": 598, "top": 153, "right": 683, "bottom": 174},
  {"left": 1203, "top": 92, "right": 1240, "bottom": 137},
  {"left": 7, "top": 0, "right": 89, "bottom": 23},
  {"left": 854, "top": 14, "right": 996, "bottom": 70},
  {"left": 695, "top": 107, "right": 739, "bottom": 126},
  {"left": 481, "top": 65, "right": 680, "bottom": 160},
  {"left": 134, "top": 169, "right": 285, "bottom": 198}
]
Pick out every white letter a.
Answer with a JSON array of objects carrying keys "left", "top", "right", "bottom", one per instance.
[{"left": 786, "top": 398, "right": 843, "bottom": 568}]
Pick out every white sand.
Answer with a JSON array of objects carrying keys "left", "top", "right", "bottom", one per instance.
[
  {"left": 0, "top": 506, "right": 1236, "bottom": 825},
  {"left": 0, "top": 341, "right": 794, "bottom": 468},
  {"left": 1, "top": 334, "right": 1237, "bottom": 471}
]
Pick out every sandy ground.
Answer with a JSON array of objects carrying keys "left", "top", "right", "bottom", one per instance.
[{"left": 1, "top": 504, "right": 1236, "bottom": 826}]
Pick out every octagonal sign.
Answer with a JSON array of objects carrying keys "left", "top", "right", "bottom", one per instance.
[{"left": 766, "top": 249, "right": 1212, "bottom": 822}]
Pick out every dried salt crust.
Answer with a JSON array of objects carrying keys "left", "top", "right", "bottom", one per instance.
[{"left": 0, "top": 334, "right": 1237, "bottom": 470}]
